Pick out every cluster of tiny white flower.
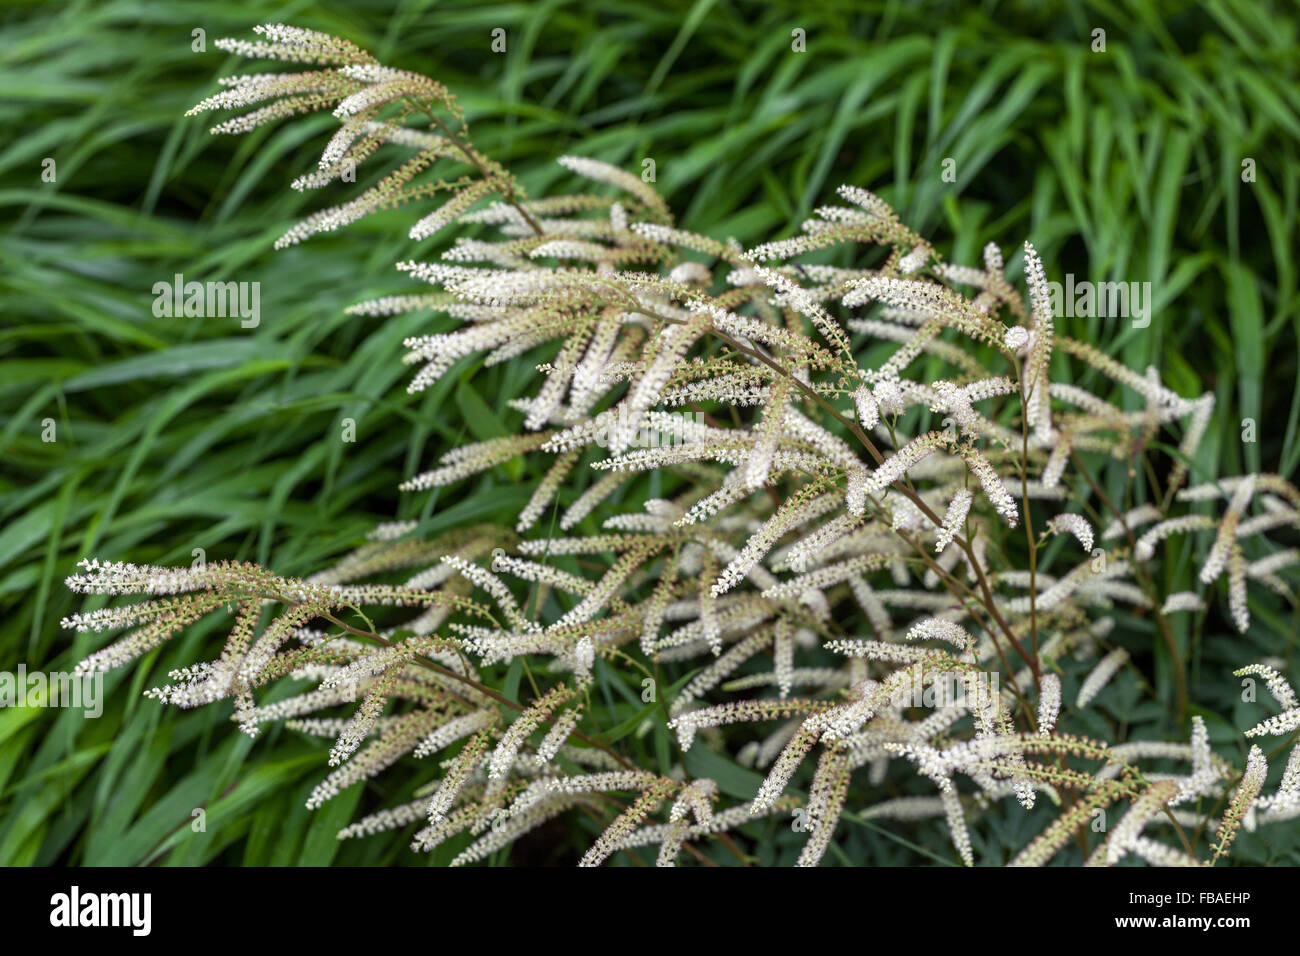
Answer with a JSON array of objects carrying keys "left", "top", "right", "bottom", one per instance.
[{"left": 56, "top": 25, "right": 1300, "bottom": 868}]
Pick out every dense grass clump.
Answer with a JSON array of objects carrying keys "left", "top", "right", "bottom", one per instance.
[{"left": 2, "top": 0, "right": 1298, "bottom": 865}]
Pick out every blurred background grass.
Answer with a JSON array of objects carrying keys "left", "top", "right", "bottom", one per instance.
[{"left": 1, "top": 0, "right": 1298, "bottom": 865}]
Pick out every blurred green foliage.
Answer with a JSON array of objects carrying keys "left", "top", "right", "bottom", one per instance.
[{"left": 1, "top": 0, "right": 1297, "bottom": 865}]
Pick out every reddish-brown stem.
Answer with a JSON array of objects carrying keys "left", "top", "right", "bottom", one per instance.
[{"left": 316, "top": 610, "right": 637, "bottom": 771}]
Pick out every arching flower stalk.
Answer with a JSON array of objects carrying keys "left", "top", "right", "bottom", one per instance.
[{"left": 58, "top": 25, "right": 1300, "bottom": 867}]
